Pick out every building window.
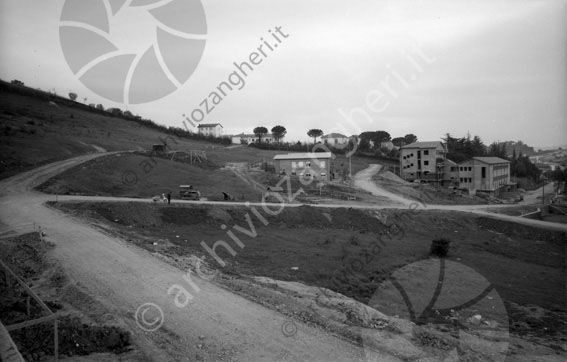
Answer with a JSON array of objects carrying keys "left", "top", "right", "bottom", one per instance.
[
  {"left": 298, "top": 161, "right": 304, "bottom": 167},
  {"left": 291, "top": 162, "right": 297, "bottom": 168},
  {"left": 481, "top": 167, "right": 486, "bottom": 178},
  {"left": 424, "top": 160, "right": 429, "bottom": 166},
  {"left": 320, "top": 161, "right": 325, "bottom": 167},
  {"left": 468, "top": 167, "right": 472, "bottom": 171},
  {"left": 469, "top": 178, "right": 472, "bottom": 183},
  {"left": 306, "top": 161, "right": 311, "bottom": 167},
  {"left": 424, "top": 150, "right": 429, "bottom": 155}
]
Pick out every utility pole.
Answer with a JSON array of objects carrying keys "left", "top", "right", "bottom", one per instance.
[{"left": 542, "top": 177, "right": 545, "bottom": 205}]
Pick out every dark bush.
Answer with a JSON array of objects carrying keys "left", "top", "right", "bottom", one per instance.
[{"left": 430, "top": 238, "right": 450, "bottom": 257}]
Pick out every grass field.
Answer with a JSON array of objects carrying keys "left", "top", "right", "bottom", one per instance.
[{"left": 52, "top": 201, "right": 567, "bottom": 339}]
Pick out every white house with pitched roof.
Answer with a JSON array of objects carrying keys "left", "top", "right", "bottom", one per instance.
[{"left": 197, "top": 123, "right": 223, "bottom": 137}]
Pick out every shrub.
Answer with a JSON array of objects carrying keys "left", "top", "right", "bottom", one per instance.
[{"left": 430, "top": 238, "right": 450, "bottom": 257}]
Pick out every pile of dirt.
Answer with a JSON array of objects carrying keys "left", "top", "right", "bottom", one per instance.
[
  {"left": 53, "top": 202, "right": 163, "bottom": 228},
  {"left": 161, "top": 207, "right": 212, "bottom": 226},
  {"left": 477, "top": 217, "right": 566, "bottom": 245},
  {"left": 377, "top": 170, "right": 410, "bottom": 185}
]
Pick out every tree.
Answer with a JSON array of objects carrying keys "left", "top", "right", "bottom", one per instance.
[
  {"left": 68, "top": 92, "right": 78, "bottom": 101},
  {"left": 96, "top": 104, "right": 104, "bottom": 111},
  {"left": 374, "top": 130, "right": 391, "bottom": 145},
  {"left": 403, "top": 134, "right": 417, "bottom": 145},
  {"left": 253, "top": 126, "right": 268, "bottom": 143},
  {"left": 108, "top": 108, "right": 123, "bottom": 116},
  {"left": 471, "top": 135, "right": 486, "bottom": 156},
  {"left": 307, "top": 129, "right": 323, "bottom": 144},
  {"left": 11, "top": 79, "right": 24, "bottom": 86},
  {"left": 271, "top": 125, "right": 287, "bottom": 143},
  {"left": 392, "top": 137, "right": 406, "bottom": 147},
  {"left": 487, "top": 142, "right": 507, "bottom": 159}
]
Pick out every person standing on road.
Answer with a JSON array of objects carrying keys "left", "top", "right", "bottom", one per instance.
[{"left": 167, "top": 192, "right": 171, "bottom": 205}]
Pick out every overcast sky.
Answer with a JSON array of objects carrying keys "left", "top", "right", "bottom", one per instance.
[{"left": 1, "top": 0, "right": 565, "bottom": 148}]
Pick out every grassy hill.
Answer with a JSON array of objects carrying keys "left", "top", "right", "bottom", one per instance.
[
  {"left": 0, "top": 81, "right": 220, "bottom": 179},
  {"left": 38, "top": 152, "right": 267, "bottom": 201}
]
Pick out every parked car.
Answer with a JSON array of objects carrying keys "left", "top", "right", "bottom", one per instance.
[{"left": 179, "top": 185, "right": 201, "bottom": 200}]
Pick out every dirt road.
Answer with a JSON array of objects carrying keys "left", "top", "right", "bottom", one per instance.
[
  {"left": 0, "top": 155, "right": 403, "bottom": 361},
  {"left": 353, "top": 164, "right": 567, "bottom": 232}
]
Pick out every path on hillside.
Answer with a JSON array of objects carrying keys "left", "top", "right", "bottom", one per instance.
[
  {"left": 0, "top": 154, "right": 401, "bottom": 362},
  {"left": 353, "top": 165, "right": 413, "bottom": 207},
  {"left": 351, "top": 164, "right": 567, "bottom": 232}
]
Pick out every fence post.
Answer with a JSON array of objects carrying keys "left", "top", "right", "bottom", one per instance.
[{"left": 54, "top": 318, "right": 59, "bottom": 362}]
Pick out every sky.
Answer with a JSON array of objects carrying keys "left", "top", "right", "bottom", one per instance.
[{"left": 1, "top": 0, "right": 566, "bottom": 148}]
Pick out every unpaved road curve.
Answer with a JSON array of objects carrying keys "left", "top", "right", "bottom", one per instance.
[
  {"left": 353, "top": 164, "right": 567, "bottom": 232},
  {"left": 0, "top": 154, "right": 401, "bottom": 362}
]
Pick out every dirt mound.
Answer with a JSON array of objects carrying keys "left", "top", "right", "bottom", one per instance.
[
  {"left": 55, "top": 202, "right": 163, "bottom": 228},
  {"left": 329, "top": 208, "right": 387, "bottom": 233},
  {"left": 161, "top": 207, "right": 210, "bottom": 225},
  {"left": 207, "top": 208, "right": 233, "bottom": 224},
  {"left": 478, "top": 217, "right": 566, "bottom": 245},
  {"left": 378, "top": 170, "right": 410, "bottom": 184}
]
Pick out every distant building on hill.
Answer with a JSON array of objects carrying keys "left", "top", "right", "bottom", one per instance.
[
  {"left": 321, "top": 133, "right": 349, "bottom": 146},
  {"left": 273, "top": 152, "right": 333, "bottom": 181},
  {"left": 231, "top": 133, "right": 275, "bottom": 144},
  {"left": 197, "top": 123, "right": 223, "bottom": 137}
]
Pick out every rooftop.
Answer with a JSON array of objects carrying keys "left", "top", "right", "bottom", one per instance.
[
  {"left": 273, "top": 152, "right": 333, "bottom": 160},
  {"left": 472, "top": 157, "right": 510, "bottom": 164},
  {"left": 197, "top": 123, "right": 223, "bottom": 128},
  {"left": 322, "top": 133, "right": 348, "bottom": 138},
  {"left": 400, "top": 141, "right": 444, "bottom": 149}
]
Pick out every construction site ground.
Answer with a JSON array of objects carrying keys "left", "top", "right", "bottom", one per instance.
[{"left": 0, "top": 153, "right": 565, "bottom": 361}]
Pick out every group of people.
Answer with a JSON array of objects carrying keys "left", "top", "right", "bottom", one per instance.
[{"left": 159, "top": 192, "right": 172, "bottom": 204}]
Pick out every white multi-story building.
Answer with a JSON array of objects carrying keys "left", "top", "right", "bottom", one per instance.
[
  {"left": 400, "top": 141, "right": 446, "bottom": 182},
  {"left": 457, "top": 157, "right": 511, "bottom": 195},
  {"left": 197, "top": 123, "right": 223, "bottom": 137}
]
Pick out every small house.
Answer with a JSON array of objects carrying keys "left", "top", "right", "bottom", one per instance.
[{"left": 321, "top": 133, "right": 349, "bottom": 146}]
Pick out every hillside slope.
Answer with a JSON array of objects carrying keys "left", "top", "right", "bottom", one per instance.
[{"left": 0, "top": 83, "right": 216, "bottom": 179}]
